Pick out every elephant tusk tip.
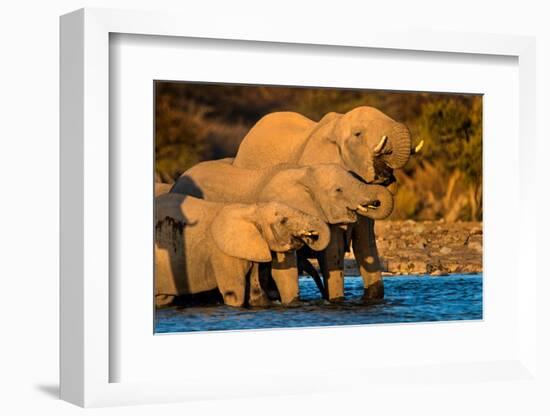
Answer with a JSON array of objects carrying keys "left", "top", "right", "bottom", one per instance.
[
  {"left": 298, "top": 230, "right": 320, "bottom": 239},
  {"left": 412, "top": 139, "right": 424, "bottom": 154},
  {"left": 374, "top": 135, "right": 388, "bottom": 154}
]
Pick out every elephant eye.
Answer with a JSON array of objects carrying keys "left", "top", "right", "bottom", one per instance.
[
  {"left": 353, "top": 131, "right": 362, "bottom": 137},
  {"left": 280, "top": 217, "right": 288, "bottom": 225},
  {"left": 335, "top": 187, "right": 343, "bottom": 193}
]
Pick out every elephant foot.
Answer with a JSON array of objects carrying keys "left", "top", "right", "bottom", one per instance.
[
  {"left": 363, "top": 280, "right": 385, "bottom": 300},
  {"left": 279, "top": 293, "right": 300, "bottom": 305},
  {"left": 282, "top": 297, "right": 302, "bottom": 307},
  {"left": 328, "top": 296, "right": 345, "bottom": 303},
  {"left": 325, "top": 275, "right": 345, "bottom": 302},
  {"left": 248, "top": 290, "right": 272, "bottom": 307},
  {"left": 155, "top": 294, "right": 176, "bottom": 308},
  {"left": 222, "top": 291, "right": 246, "bottom": 308}
]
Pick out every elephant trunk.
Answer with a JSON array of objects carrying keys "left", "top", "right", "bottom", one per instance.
[
  {"left": 290, "top": 214, "right": 331, "bottom": 252},
  {"left": 356, "top": 184, "right": 394, "bottom": 220},
  {"left": 382, "top": 123, "right": 412, "bottom": 169}
]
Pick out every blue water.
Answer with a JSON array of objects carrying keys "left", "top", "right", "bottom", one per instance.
[{"left": 155, "top": 274, "right": 482, "bottom": 333}]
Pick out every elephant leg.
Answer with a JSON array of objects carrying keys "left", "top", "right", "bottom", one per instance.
[
  {"left": 318, "top": 226, "right": 345, "bottom": 301},
  {"left": 247, "top": 263, "right": 271, "bottom": 307},
  {"left": 217, "top": 264, "right": 250, "bottom": 307},
  {"left": 271, "top": 251, "right": 299, "bottom": 305},
  {"left": 352, "top": 216, "right": 384, "bottom": 300},
  {"left": 259, "top": 262, "right": 281, "bottom": 301}
]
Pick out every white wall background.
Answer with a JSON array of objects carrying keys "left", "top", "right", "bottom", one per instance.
[{"left": 0, "top": 1, "right": 548, "bottom": 414}]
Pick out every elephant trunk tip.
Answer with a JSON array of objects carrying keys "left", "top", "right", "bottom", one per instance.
[
  {"left": 298, "top": 221, "right": 330, "bottom": 251},
  {"left": 357, "top": 186, "right": 394, "bottom": 220}
]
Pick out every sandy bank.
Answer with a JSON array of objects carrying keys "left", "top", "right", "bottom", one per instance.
[{"left": 343, "top": 220, "right": 483, "bottom": 276}]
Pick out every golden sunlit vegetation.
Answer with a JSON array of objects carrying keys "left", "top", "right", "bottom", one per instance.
[{"left": 155, "top": 82, "right": 482, "bottom": 221}]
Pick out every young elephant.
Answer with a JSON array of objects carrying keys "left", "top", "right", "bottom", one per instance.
[
  {"left": 171, "top": 162, "right": 393, "bottom": 224},
  {"left": 155, "top": 194, "right": 330, "bottom": 308},
  {"left": 170, "top": 161, "right": 394, "bottom": 303}
]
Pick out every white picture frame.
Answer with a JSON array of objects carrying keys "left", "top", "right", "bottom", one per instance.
[{"left": 60, "top": 7, "right": 538, "bottom": 408}]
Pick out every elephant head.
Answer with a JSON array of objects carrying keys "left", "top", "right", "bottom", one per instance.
[
  {"left": 211, "top": 202, "right": 331, "bottom": 262},
  {"left": 305, "top": 106, "right": 421, "bottom": 184},
  {"left": 306, "top": 164, "right": 394, "bottom": 222},
  {"left": 260, "top": 164, "right": 394, "bottom": 225}
]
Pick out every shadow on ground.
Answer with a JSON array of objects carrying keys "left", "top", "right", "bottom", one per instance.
[{"left": 34, "top": 384, "right": 59, "bottom": 399}]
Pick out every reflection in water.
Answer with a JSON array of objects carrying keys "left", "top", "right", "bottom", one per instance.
[{"left": 155, "top": 274, "right": 482, "bottom": 333}]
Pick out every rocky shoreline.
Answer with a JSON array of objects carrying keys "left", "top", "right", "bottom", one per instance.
[{"left": 344, "top": 220, "right": 483, "bottom": 276}]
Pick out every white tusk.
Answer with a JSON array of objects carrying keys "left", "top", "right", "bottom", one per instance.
[
  {"left": 356, "top": 205, "right": 369, "bottom": 215},
  {"left": 373, "top": 135, "right": 388, "bottom": 154},
  {"left": 412, "top": 139, "right": 424, "bottom": 154}
]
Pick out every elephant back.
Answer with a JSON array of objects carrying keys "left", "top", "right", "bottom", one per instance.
[{"left": 233, "top": 111, "right": 316, "bottom": 169}]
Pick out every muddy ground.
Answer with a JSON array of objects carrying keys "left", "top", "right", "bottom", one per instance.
[{"left": 342, "top": 220, "right": 483, "bottom": 276}]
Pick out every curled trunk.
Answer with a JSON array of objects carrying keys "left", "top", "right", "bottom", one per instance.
[
  {"left": 382, "top": 123, "right": 412, "bottom": 169},
  {"left": 290, "top": 213, "right": 331, "bottom": 252},
  {"left": 357, "top": 184, "right": 394, "bottom": 220}
]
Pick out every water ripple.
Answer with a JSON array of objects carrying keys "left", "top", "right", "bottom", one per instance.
[{"left": 155, "top": 274, "right": 482, "bottom": 333}]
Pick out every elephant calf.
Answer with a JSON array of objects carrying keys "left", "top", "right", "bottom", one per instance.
[
  {"left": 155, "top": 194, "right": 330, "bottom": 308},
  {"left": 172, "top": 162, "right": 394, "bottom": 224}
]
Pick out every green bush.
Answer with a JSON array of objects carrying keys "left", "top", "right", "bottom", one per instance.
[{"left": 415, "top": 96, "right": 482, "bottom": 185}]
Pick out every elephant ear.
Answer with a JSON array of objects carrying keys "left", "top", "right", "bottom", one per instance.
[
  {"left": 266, "top": 167, "right": 328, "bottom": 223},
  {"left": 285, "top": 168, "right": 328, "bottom": 222},
  {"left": 318, "top": 111, "right": 341, "bottom": 126},
  {"left": 211, "top": 205, "right": 272, "bottom": 263},
  {"left": 310, "top": 112, "right": 343, "bottom": 144},
  {"left": 288, "top": 192, "right": 328, "bottom": 223},
  {"left": 329, "top": 116, "right": 352, "bottom": 146}
]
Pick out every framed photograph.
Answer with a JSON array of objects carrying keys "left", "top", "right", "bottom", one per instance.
[
  {"left": 60, "top": 8, "right": 538, "bottom": 408},
  {"left": 152, "top": 81, "right": 483, "bottom": 333}
]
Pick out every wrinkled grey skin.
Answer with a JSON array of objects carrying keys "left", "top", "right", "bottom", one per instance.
[
  {"left": 231, "top": 106, "right": 414, "bottom": 300},
  {"left": 155, "top": 194, "right": 330, "bottom": 307},
  {"left": 170, "top": 162, "right": 393, "bottom": 303}
]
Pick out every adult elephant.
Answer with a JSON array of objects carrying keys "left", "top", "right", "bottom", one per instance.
[
  {"left": 171, "top": 161, "right": 393, "bottom": 304},
  {"left": 232, "top": 106, "right": 422, "bottom": 300}
]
